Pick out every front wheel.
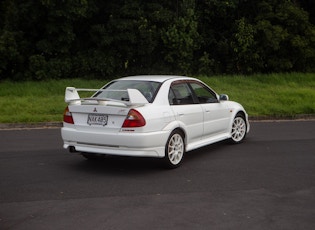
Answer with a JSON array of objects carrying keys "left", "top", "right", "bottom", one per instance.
[
  {"left": 163, "top": 130, "right": 185, "bottom": 169},
  {"left": 230, "top": 115, "right": 247, "bottom": 143}
]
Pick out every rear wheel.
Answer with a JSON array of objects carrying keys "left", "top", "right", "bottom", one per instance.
[
  {"left": 163, "top": 130, "right": 185, "bottom": 169},
  {"left": 230, "top": 114, "right": 247, "bottom": 143}
]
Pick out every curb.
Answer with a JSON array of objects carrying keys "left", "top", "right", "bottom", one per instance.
[
  {"left": 249, "top": 114, "right": 315, "bottom": 121},
  {"left": 0, "top": 122, "right": 62, "bottom": 130},
  {"left": 0, "top": 114, "right": 314, "bottom": 130}
]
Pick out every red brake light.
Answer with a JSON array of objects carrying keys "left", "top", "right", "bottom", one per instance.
[
  {"left": 63, "top": 106, "right": 74, "bottom": 124},
  {"left": 122, "top": 109, "right": 146, "bottom": 127}
]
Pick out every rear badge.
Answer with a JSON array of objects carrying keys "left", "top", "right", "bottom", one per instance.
[{"left": 93, "top": 108, "right": 97, "bottom": 113}]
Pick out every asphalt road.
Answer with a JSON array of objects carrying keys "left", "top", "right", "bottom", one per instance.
[{"left": 0, "top": 121, "right": 315, "bottom": 230}]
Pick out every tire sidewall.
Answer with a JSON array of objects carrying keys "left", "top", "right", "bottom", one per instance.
[
  {"left": 230, "top": 114, "right": 247, "bottom": 144},
  {"left": 163, "top": 130, "right": 185, "bottom": 169}
]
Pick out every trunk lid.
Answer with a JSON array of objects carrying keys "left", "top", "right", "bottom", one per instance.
[
  {"left": 68, "top": 103, "right": 130, "bottom": 132},
  {"left": 64, "top": 87, "right": 149, "bottom": 132}
]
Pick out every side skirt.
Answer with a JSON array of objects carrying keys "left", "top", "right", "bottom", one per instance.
[{"left": 186, "top": 133, "right": 230, "bottom": 152}]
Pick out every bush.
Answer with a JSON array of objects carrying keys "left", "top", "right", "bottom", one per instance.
[{"left": 0, "top": 0, "right": 315, "bottom": 81}]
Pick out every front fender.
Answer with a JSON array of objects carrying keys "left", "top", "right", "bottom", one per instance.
[{"left": 229, "top": 108, "right": 250, "bottom": 133}]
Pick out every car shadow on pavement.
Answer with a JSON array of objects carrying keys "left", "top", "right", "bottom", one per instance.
[
  {"left": 66, "top": 140, "right": 233, "bottom": 175},
  {"left": 68, "top": 154, "right": 165, "bottom": 175}
]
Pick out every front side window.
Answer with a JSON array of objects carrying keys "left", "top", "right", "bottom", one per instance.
[
  {"left": 190, "top": 82, "right": 218, "bottom": 103},
  {"left": 169, "top": 80, "right": 218, "bottom": 105}
]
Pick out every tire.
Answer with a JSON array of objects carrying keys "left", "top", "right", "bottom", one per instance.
[
  {"left": 163, "top": 130, "right": 185, "bottom": 169},
  {"left": 230, "top": 114, "right": 247, "bottom": 144}
]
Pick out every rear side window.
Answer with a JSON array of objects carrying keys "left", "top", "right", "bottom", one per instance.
[{"left": 169, "top": 82, "right": 195, "bottom": 105}]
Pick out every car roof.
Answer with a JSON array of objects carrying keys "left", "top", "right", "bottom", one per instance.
[{"left": 117, "top": 75, "right": 192, "bottom": 83}]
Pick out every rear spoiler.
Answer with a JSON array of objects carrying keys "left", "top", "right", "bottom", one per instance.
[{"left": 65, "top": 87, "right": 149, "bottom": 106}]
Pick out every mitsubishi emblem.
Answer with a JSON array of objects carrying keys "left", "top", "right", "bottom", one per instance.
[{"left": 93, "top": 108, "right": 97, "bottom": 112}]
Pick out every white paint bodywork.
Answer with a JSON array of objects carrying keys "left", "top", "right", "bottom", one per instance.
[{"left": 61, "top": 76, "right": 250, "bottom": 158}]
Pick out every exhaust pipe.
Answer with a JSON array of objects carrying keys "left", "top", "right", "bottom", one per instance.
[{"left": 69, "top": 146, "right": 77, "bottom": 153}]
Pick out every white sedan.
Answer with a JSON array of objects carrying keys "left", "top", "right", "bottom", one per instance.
[{"left": 61, "top": 75, "right": 250, "bottom": 168}]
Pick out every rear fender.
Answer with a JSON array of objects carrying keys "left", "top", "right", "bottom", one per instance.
[{"left": 162, "top": 120, "right": 188, "bottom": 144}]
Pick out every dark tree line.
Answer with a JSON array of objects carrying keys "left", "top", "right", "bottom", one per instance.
[{"left": 1, "top": 0, "right": 315, "bottom": 80}]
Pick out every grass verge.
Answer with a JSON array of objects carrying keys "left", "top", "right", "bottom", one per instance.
[{"left": 0, "top": 73, "right": 314, "bottom": 123}]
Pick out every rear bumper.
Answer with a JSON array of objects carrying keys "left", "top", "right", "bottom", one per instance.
[{"left": 61, "top": 127, "right": 169, "bottom": 158}]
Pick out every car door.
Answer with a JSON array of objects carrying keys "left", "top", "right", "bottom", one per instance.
[
  {"left": 168, "top": 81, "right": 204, "bottom": 144},
  {"left": 189, "top": 81, "right": 231, "bottom": 138}
]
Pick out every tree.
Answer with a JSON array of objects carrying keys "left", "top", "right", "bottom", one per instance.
[
  {"left": 1, "top": 0, "right": 315, "bottom": 80},
  {"left": 161, "top": 0, "right": 200, "bottom": 75},
  {"left": 299, "top": 0, "right": 315, "bottom": 24},
  {"left": 196, "top": 0, "right": 239, "bottom": 74},
  {"left": 251, "top": 0, "right": 315, "bottom": 72},
  {"left": 231, "top": 17, "right": 259, "bottom": 74},
  {"left": 0, "top": 0, "right": 26, "bottom": 80}
]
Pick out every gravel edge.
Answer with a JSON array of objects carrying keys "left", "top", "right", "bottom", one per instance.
[{"left": 0, "top": 114, "right": 314, "bottom": 130}]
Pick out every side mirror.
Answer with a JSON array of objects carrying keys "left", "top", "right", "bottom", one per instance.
[{"left": 219, "top": 94, "right": 229, "bottom": 101}]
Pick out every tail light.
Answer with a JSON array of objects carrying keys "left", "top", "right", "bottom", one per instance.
[
  {"left": 63, "top": 106, "right": 74, "bottom": 124},
  {"left": 122, "top": 109, "right": 146, "bottom": 127}
]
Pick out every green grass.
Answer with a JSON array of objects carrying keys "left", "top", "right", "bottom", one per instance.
[
  {"left": 199, "top": 73, "right": 315, "bottom": 117},
  {"left": 0, "top": 79, "right": 106, "bottom": 123},
  {"left": 0, "top": 73, "right": 314, "bottom": 123}
]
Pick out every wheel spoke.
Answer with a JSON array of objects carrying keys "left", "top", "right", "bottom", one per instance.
[
  {"left": 231, "top": 116, "right": 246, "bottom": 142},
  {"left": 170, "top": 153, "right": 175, "bottom": 162},
  {"left": 167, "top": 133, "right": 184, "bottom": 165}
]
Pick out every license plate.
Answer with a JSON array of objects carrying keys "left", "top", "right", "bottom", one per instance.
[{"left": 87, "top": 114, "right": 108, "bottom": 126}]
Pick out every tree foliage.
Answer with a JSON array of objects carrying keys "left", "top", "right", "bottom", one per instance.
[{"left": 0, "top": 0, "right": 315, "bottom": 80}]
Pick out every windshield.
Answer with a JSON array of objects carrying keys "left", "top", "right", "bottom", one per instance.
[{"left": 94, "top": 80, "right": 161, "bottom": 103}]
